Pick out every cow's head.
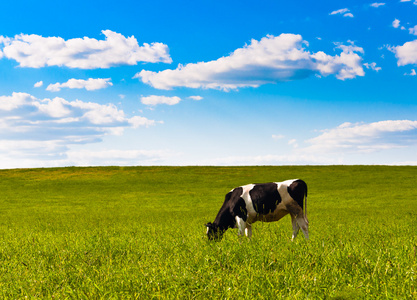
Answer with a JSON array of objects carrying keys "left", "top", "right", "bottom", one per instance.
[{"left": 205, "top": 222, "right": 223, "bottom": 241}]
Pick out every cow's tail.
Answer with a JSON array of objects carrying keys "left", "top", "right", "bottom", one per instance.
[{"left": 304, "top": 184, "right": 308, "bottom": 223}]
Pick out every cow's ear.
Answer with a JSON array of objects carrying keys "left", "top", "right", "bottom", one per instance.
[{"left": 205, "top": 222, "right": 213, "bottom": 228}]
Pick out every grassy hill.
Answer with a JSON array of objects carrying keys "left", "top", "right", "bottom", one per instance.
[{"left": 0, "top": 166, "right": 416, "bottom": 299}]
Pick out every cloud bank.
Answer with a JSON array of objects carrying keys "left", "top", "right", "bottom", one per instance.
[
  {"left": 0, "top": 92, "right": 158, "bottom": 162},
  {"left": 204, "top": 120, "right": 417, "bottom": 165},
  {"left": 306, "top": 120, "right": 417, "bottom": 153},
  {"left": 0, "top": 30, "right": 172, "bottom": 69},
  {"left": 136, "top": 34, "right": 365, "bottom": 91}
]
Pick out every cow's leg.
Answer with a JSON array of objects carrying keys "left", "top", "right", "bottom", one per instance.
[
  {"left": 235, "top": 216, "right": 246, "bottom": 236},
  {"left": 287, "top": 203, "right": 309, "bottom": 240},
  {"left": 244, "top": 223, "right": 252, "bottom": 238},
  {"left": 290, "top": 214, "right": 300, "bottom": 241},
  {"left": 295, "top": 215, "right": 308, "bottom": 240}
]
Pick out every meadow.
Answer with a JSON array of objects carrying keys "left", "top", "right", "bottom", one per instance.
[{"left": 0, "top": 166, "right": 416, "bottom": 299}]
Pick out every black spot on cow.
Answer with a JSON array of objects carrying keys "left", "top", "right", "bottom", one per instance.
[
  {"left": 233, "top": 196, "right": 247, "bottom": 222},
  {"left": 225, "top": 187, "right": 247, "bottom": 222},
  {"left": 249, "top": 182, "right": 281, "bottom": 214},
  {"left": 287, "top": 179, "right": 307, "bottom": 209}
]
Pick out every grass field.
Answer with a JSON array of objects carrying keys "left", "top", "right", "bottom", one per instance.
[{"left": 0, "top": 166, "right": 416, "bottom": 299}]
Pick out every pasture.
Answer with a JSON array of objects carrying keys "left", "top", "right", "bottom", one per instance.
[{"left": 0, "top": 166, "right": 416, "bottom": 299}]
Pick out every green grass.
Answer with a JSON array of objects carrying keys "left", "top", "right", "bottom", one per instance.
[{"left": 0, "top": 166, "right": 416, "bottom": 299}]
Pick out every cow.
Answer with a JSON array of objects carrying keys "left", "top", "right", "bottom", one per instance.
[{"left": 205, "top": 179, "right": 308, "bottom": 241}]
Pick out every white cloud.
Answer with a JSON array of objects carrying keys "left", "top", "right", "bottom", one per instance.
[
  {"left": 391, "top": 19, "right": 409, "bottom": 31},
  {"left": 136, "top": 34, "right": 365, "bottom": 91},
  {"left": 405, "top": 69, "right": 416, "bottom": 75},
  {"left": 188, "top": 95, "right": 203, "bottom": 101},
  {"left": 46, "top": 78, "right": 113, "bottom": 92},
  {"left": 305, "top": 120, "right": 417, "bottom": 154},
  {"left": 330, "top": 8, "right": 349, "bottom": 15},
  {"left": 364, "top": 62, "right": 381, "bottom": 72},
  {"left": 312, "top": 42, "right": 365, "bottom": 80},
  {"left": 129, "top": 116, "right": 161, "bottom": 128},
  {"left": 393, "top": 40, "right": 417, "bottom": 66},
  {"left": 0, "top": 92, "right": 158, "bottom": 164},
  {"left": 140, "top": 95, "right": 181, "bottom": 106},
  {"left": 334, "top": 40, "right": 364, "bottom": 54},
  {"left": 370, "top": 3, "right": 385, "bottom": 7},
  {"left": 34, "top": 81, "right": 43, "bottom": 88},
  {"left": 409, "top": 25, "right": 417, "bottom": 35},
  {"left": 329, "top": 8, "right": 353, "bottom": 17},
  {"left": 0, "top": 30, "right": 172, "bottom": 69}
]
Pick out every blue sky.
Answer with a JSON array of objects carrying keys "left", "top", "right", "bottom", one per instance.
[{"left": 1, "top": 0, "right": 417, "bottom": 168}]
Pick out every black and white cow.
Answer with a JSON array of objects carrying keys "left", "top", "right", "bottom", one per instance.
[{"left": 206, "top": 179, "right": 308, "bottom": 241}]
